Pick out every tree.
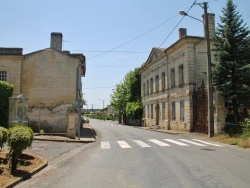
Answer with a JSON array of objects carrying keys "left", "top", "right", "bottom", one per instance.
[
  {"left": 213, "top": 0, "right": 250, "bottom": 124},
  {"left": 0, "top": 81, "right": 14, "bottom": 128},
  {"left": 110, "top": 67, "right": 142, "bottom": 121}
]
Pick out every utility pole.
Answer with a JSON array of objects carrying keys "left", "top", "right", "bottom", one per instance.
[{"left": 203, "top": 2, "right": 214, "bottom": 137}]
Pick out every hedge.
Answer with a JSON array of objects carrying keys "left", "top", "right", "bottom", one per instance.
[{"left": 0, "top": 81, "right": 14, "bottom": 128}]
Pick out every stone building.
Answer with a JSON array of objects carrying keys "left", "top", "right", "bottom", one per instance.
[
  {"left": 0, "top": 32, "right": 86, "bottom": 133},
  {"left": 141, "top": 14, "right": 225, "bottom": 134}
]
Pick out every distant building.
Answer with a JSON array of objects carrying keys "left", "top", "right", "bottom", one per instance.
[
  {"left": 0, "top": 32, "right": 86, "bottom": 133},
  {"left": 141, "top": 14, "right": 225, "bottom": 134}
]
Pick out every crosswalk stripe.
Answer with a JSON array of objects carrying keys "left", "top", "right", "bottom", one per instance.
[
  {"left": 164, "top": 139, "right": 189, "bottom": 146},
  {"left": 101, "top": 141, "right": 111, "bottom": 149},
  {"left": 149, "top": 139, "right": 170, "bottom": 146},
  {"left": 178, "top": 139, "right": 207, "bottom": 146},
  {"left": 133, "top": 140, "right": 151, "bottom": 148},
  {"left": 192, "top": 139, "right": 224, "bottom": 147},
  {"left": 117, "top": 141, "right": 131, "bottom": 148}
]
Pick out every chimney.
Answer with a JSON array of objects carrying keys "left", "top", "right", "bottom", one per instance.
[
  {"left": 179, "top": 28, "right": 187, "bottom": 39},
  {"left": 50, "top": 32, "right": 63, "bottom": 51},
  {"left": 202, "top": 13, "right": 215, "bottom": 39}
]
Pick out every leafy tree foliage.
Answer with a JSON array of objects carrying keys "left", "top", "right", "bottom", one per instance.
[
  {"left": 213, "top": 0, "right": 250, "bottom": 124},
  {"left": 110, "top": 67, "right": 142, "bottom": 119},
  {"left": 0, "top": 81, "right": 14, "bottom": 128}
]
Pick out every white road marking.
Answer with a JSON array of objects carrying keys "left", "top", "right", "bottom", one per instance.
[
  {"left": 192, "top": 139, "right": 224, "bottom": 147},
  {"left": 178, "top": 139, "right": 207, "bottom": 146},
  {"left": 133, "top": 140, "right": 151, "bottom": 148},
  {"left": 164, "top": 139, "right": 189, "bottom": 146},
  {"left": 149, "top": 139, "right": 170, "bottom": 146},
  {"left": 101, "top": 141, "right": 111, "bottom": 149},
  {"left": 117, "top": 141, "right": 131, "bottom": 148}
]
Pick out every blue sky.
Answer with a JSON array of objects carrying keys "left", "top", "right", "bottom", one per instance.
[{"left": 1, "top": 0, "right": 250, "bottom": 109}]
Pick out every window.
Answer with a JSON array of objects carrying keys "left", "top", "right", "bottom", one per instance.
[
  {"left": 150, "top": 78, "right": 153, "bottom": 94},
  {"left": 151, "top": 104, "right": 154, "bottom": 119},
  {"left": 161, "top": 72, "right": 165, "bottom": 91},
  {"left": 171, "top": 68, "right": 175, "bottom": 88},
  {"left": 0, "top": 71, "right": 7, "bottom": 81},
  {"left": 179, "top": 65, "right": 184, "bottom": 86},
  {"left": 147, "top": 104, "right": 150, "bottom": 118},
  {"left": 180, "top": 100, "right": 185, "bottom": 121},
  {"left": 147, "top": 81, "right": 149, "bottom": 95},
  {"left": 143, "top": 83, "right": 146, "bottom": 96},
  {"left": 143, "top": 105, "right": 145, "bottom": 118},
  {"left": 171, "top": 101, "right": 176, "bottom": 120},
  {"left": 162, "top": 102, "right": 166, "bottom": 120},
  {"left": 155, "top": 75, "right": 159, "bottom": 93}
]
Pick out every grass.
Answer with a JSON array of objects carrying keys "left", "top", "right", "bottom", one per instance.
[{"left": 212, "top": 134, "right": 250, "bottom": 148}]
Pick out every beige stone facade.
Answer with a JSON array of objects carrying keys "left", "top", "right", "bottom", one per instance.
[
  {"left": 0, "top": 33, "right": 86, "bottom": 133},
  {"left": 141, "top": 14, "right": 225, "bottom": 134}
]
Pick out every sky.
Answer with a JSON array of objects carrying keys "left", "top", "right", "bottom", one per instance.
[{"left": 1, "top": 0, "right": 250, "bottom": 109}]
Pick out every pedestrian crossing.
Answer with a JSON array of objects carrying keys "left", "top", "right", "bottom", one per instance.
[{"left": 100, "top": 139, "right": 224, "bottom": 149}]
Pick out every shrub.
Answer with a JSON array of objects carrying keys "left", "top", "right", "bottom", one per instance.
[
  {"left": 0, "top": 126, "right": 8, "bottom": 149},
  {"left": 0, "top": 81, "right": 14, "bottom": 128},
  {"left": 223, "top": 123, "right": 243, "bottom": 137},
  {"left": 7, "top": 125, "right": 34, "bottom": 172}
]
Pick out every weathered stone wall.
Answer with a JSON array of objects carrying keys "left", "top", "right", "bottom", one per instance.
[
  {"left": 0, "top": 55, "right": 22, "bottom": 96},
  {"left": 28, "top": 103, "right": 73, "bottom": 133},
  {"left": 22, "top": 49, "right": 79, "bottom": 107}
]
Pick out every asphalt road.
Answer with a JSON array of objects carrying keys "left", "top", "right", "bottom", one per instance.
[{"left": 16, "top": 119, "right": 250, "bottom": 188}]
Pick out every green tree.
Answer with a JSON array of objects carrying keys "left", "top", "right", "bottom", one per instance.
[
  {"left": 213, "top": 0, "right": 250, "bottom": 124},
  {"left": 110, "top": 67, "right": 142, "bottom": 120},
  {"left": 0, "top": 81, "right": 14, "bottom": 128}
]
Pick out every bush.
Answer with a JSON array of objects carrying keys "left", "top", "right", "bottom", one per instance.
[
  {"left": 223, "top": 123, "right": 243, "bottom": 137},
  {"left": 0, "top": 81, "right": 14, "bottom": 128},
  {"left": 0, "top": 126, "right": 8, "bottom": 149},
  {"left": 7, "top": 125, "right": 34, "bottom": 172}
]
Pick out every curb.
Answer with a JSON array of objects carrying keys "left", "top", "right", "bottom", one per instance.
[
  {"left": 4, "top": 153, "right": 48, "bottom": 188},
  {"left": 33, "top": 137, "right": 96, "bottom": 143}
]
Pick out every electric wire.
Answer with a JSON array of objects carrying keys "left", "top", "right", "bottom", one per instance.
[
  {"left": 86, "top": 12, "right": 183, "bottom": 61},
  {"left": 158, "top": 0, "right": 197, "bottom": 47}
]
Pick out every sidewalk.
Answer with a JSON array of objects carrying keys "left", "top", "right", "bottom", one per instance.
[
  {"left": 34, "top": 123, "right": 96, "bottom": 143},
  {"left": 138, "top": 126, "right": 188, "bottom": 135}
]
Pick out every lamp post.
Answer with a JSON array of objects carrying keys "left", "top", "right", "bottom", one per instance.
[{"left": 179, "top": 2, "right": 214, "bottom": 137}]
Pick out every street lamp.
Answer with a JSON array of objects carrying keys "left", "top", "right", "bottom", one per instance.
[{"left": 179, "top": 2, "right": 214, "bottom": 137}]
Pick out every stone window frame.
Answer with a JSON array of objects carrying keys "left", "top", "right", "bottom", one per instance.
[
  {"left": 161, "top": 72, "right": 165, "bottom": 91},
  {"left": 170, "top": 68, "right": 175, "bottom": 88},
  {"left": 155, "top": 75, "right": 159, "bottom": 93},
  {"left": 162, "top": 102, "right": 166, "bottom": 120},
  {"left": 147, "top": 80, "right": 149, "bottom": 95},
  {"left": 147, "top": 104, "right": 150, "bottom": 118},
  {"left": 150, "top": 78, "right": 153, "bottom": 94},
  {"left": 179, "top": 64, "right": 184, "bottom": 86},
  {"left": 0, "top": 70, "right": 7, "bottom": 81},
  {"left": 171, "top": 101, "right": 176, "bottom": 121},
  {"left": 180, "top": 100, "right": 185, "bottom": 121},
  {"left": 151, "top": 104, "right": 154, "bottom": 119}
]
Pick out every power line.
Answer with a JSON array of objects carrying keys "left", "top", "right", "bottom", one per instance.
[
  {"left": 86, "top": 13, "right": 181, "bottom": 61},
  {"left": 158, "top": 0, "right": 197, "bottom": 47}
]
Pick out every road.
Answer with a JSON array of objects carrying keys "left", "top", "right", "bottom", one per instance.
[{"left": 16, "top": 119, "right": 250, "bottom": 188}]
